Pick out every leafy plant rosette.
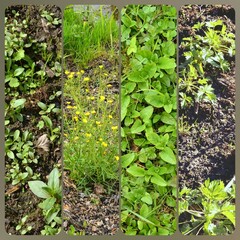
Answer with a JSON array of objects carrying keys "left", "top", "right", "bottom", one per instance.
[
  {"left": 179, "top": 179, "right": 235, "bottom": 235},
  {"left": 28, "top": 168, "right": 62, "bottom": 235},
  {"left": 121, "top": 5, "right": 177, "bottom": 235}
]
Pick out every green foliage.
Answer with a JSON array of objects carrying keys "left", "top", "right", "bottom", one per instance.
[
  {"left": 179, "top": 179, "right": 235, "bottom": 235},
  {"left": 64, "top": 5, "right": 118, "bottom": 66},
  {"left": 16, "top": 215, "right": 33, "bottom": 235},
  {"left": 121, "top": 5, "right": 177, "bottom": 235},
  {"left": 5, "top": 129, "right": 39, "bottom": 185},
  {"left": 28, "top": 168, "right": 62, "bottom": 235},
  {"left": 179, "top": 19, "right": 235, "bottom": 109}
]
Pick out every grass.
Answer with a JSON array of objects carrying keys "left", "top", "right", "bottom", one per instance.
[
  {"left": 63, "top": 5, "right": 119, "bottom": 66},
  {"left": 63, "top": 5, "right": 119, "bottom": 194}
]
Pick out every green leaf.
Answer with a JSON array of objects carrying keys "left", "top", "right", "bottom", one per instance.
[
  {"left": 141, "top": 192, "right": 153, "bottom": 205},
  {"left": 131, "top": 119, "right": 145, "bottom": 134},
  {"left": 7, "top": 150, "right": 15, "bottom": 159},
  {"left": 37, "top": 101, "right": 47, "bottom": 110},
  {"left": 14, "top": 67, "right": 24, "bottom": 76},
  {"left": 38, "top": 197, "right": 56, "bottom": 210},
  {"left": 158, "top": 57, "right": 176, "bottom": 69},
  {"left": 151, "top": 174, "right": 167, "bottom": 186},
  {"left": 13, "top": 130, "right": 20, "bottom": 141},
  {"left": 145, "top": 92, "right": 165, "bottom": 108},
  {"left": 146, "top": 131, "right": 161, "bottom": 145},
  {"left": 48, "top": 168, "right": 60, "bottom": 194},
  {"left": 42, "top": 115, "right": 53, "bottom": 129},
  {"left": 159, "top": 147, "right": 176, "bottom": 165},
  {"left": 140, "top": 106, "right": 154, "bottom": 122},
  {"left": 121, "top": 95, "right": 130, "bottom": 121},
  {"left": 9, "top": 78, "right": 20, "bottom": 88},
  {"left": 11, "top": 98, "right": 26, "bottom": 108},
  {"left": 122, "top": 153, "right": 135, "bottom": 168},
  {"left": 161, "top": 112, "right": 176, "bottom": 125},
  {"left": 28, "top": 181, "right": 51, "bottom": 198},
  {"left": 221, "top": 211, "right": 235, "bottom": 226},
  {"left": 127, "top": 36, "right": 137, "bottom": 55},
  {"left": 127, "top": 165, "right": 145, "bottom": 177},
  {"left": 13, "top": 49, "right": 25, "bottom": 61}
]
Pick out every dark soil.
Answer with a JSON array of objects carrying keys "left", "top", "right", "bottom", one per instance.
[
  {"left": 5, "top": 5, "right": 62, "bottom": 235},
  {"left": 178, "top": 5, "right": 235, "bottom": 189}
]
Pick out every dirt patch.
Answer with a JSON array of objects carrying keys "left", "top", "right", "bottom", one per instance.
[{"left": 178, "top": 5, "right": 235, "bottom": 189}]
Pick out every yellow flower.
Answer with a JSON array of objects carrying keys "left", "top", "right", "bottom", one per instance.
[
  {"left": 99, "top": 138, "right": 103, "bottom": 142},
  {"left": 74, "top": 136, "right": 79, "bottom": 141},
  {"left": 81, "top": 70, "right": 85, "bottom": 74},
  {"left": 104, "top": 73, "right": 108, "bottom": 76},
  {"left": 72, "top": 106, "right": 77, "bottom": 109},
  {"left": 111, "top": 126, "right": 118, "bottom": 130},
  {"left": 66, "top": 101, "right": 71, "bottom": 104},
  {"left": 85, "top": 89, "right": 89, "bottom": 93},
  {"left": 108, "top": 115, "right": 113, "bottom": 119},
  {"left": 107, "top": 84, "right": 112, "bottom": 87},
  {"left": 82, "top": 118, "right": 88, "bottom": 123},
  {"left": 65, "top": 70, "right": 70, "bottom": 75},
  {"left": 90, "top": 97, "right": 95, "bottom": 100},
  {"left": 115, "top": 156, "right": 119, "bottom": 161},
  {"left": 99, "top": 65, "right": 104, "bottom": 69},
  {"left": 76, "top": 71, "right": 81, "bottom": 75},
  {"left": 64, "top": 133, "right": 68, "bottom": 137},
  {"left": 107, "top": 99, "right": 113, "bottom": 104},
  {"left": 101, "top": 142, "right": 108, "bottom": 147},
  {"left": 73, "top": 116, "right": 78, "bottom": 121},
  {"left": 99, "top": 96, "right": 105, "bottom": 101},
  {"left": 91, "top": 110, "right": 96, "bottom": 114},
  {"left": 83, "top": 77, "right": 90, "bottom": 81},
  {"left": 66, "top": 105, "right": 73, "bottom": 109},
  {"left": 85, "top": 112, "right": 90, "bottom": 116},
  {"left": 85, "top": 133, "right": 92, "bottom": 138},
  {"left": 76, "top": 111, "right": 80, "bottom": 115},
  {"left": 96, "top": 121, "right": 101, "bottom": 125}
]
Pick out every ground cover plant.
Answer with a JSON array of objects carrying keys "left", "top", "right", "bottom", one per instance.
[
  {"left": 178, "top": 5, "right": 235, "bottom": 235},
  {"left": 5, "top": 5, "right": 62, "bottom": 235},
  {"left": 121, "top": 5, "right": 177, "bottom": 235},
  {"left": 62, "top": 5, "right": 120, "bottom": 235}
]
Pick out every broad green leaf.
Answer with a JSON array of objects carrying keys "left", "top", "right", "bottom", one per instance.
[
  {"left": 121, "top": 95, "right": 130, "bottom": 121},
  {"left": 14, "top": 67, "right": 24, "bottom": 76},
  {"left": 37, "top": 101, "right": 47, "bottom": 110},
  {"left": 127, "top": 36, "right": 137, "bottom": 55},
  {"left": 161, "top": 112, "right": 176, "bottom": 125},
  {"left": 42, "top": 115, "right": 53, "bottom": 129},
  {"left": 11, "top": 98, "right": 26, "bottom": 108},
  {"left": 9, "top": 78, "right": 20, "bottom": 88},
  {"left": 7, "top": 150, "right": 14, "bottom": 159},
  {"left": 38, "top": 197, "right": 56, "bottom": 210},
  {"left": 122, "top": 153, "right": 135, "bottom": 168},
  {"left": 158, "top": 57, "right": 176, "bottom": 69},
  {"left": 131, "top": 119, "right": 145, "bottom": 134},
  {"left": 28, "top": 181, "right": 51, "bottom": 198},
  {"left": 146, "top": 131, "right": 160, "bottom": 145},
  {"left": 151, "top": 174, "right": 167, "bottom": 186},
  {"left": 140, "top": 106, "right": 154, "bottom": 122},
  {"left": 159, "top": 147, "right": 176, "bottom": 165},
  {"left": 13, "top": 130, "right": 20, "bottom": 141},
  {"left": 127, "top": 165, "right": 145, "bottom": 177},
  {"left": 13, "top": 49, "right": 25, "bottom": 61},
  {"left": 48, "top": 168, "right": 60, "bottom": 194},
  {"left": 145, "top": 92, "right": 165, "bottom": 108},
  {"left": 141, "top": 193, "right": 153, "bottom": 205}
]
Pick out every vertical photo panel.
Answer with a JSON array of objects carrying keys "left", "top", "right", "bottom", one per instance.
[
  {"left": 62, "top": 5, "right": 120, "bottom": 235},
  {"left": 178, "top": 5, "right": 235, "bottom": 235},
  {"left": 5, "top": 5, "right": 62, "bottom": 235},
  {"left": 121, "top": 5, "right": 177, "bottom": 235}
]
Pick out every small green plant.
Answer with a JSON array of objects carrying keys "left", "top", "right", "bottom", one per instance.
[
  {"left": 67, "top": 225, "right": 85, "bottom": 236},
  {"left": 28, "top": 168, "right": 62, "bottom": 235},
  {"left": 179, "top": 179, "right": 235, "bottom": 235},
  {"left": 5, "top": 129, "right": 39, "bottom": 185},
  {"left": 16, "top": 215, "right": 33, "bottom": 235},
  {"left": 179, "top": 19, "right": 235, "bottom": 110}
]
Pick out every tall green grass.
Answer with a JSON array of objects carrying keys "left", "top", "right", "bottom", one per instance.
[{"left": 64, "top": 5, "right": 118, "bottom": 66}]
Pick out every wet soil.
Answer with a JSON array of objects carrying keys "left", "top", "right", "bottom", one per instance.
[
  {"left": 5, "top": 5, "right": 62, "bottom": 235},
  {"left": 178, "top": 5, "right": 235, "bottom": 189}
]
